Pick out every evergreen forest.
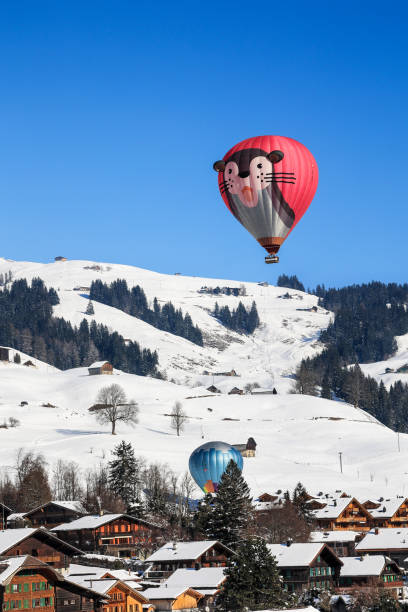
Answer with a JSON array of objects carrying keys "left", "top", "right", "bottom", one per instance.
[
  {"left": 90, "top": 279, "right": 203, "bottom": 346},
  {"left": 212, "top": 301, "right": 260, "bottom": 334},
  {"left": 294, "top": 281, "right": 408, "bottom": 432},
  {"left": 0, "top": 278, "right": 159, "bottom": 375}
]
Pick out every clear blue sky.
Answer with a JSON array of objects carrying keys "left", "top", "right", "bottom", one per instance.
[{"left": 1, "top": 1, "right": 407, "bottom": 289}]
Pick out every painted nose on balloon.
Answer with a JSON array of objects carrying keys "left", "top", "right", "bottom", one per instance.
[{"left": 238, "top": 171, "right": 250, "bottom": 178}]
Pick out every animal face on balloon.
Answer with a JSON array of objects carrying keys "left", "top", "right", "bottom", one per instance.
[{"left": 214, "top": 147, "right": 296, "bottom": 250}]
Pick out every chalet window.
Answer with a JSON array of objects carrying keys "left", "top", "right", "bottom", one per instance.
[
  {"left": 70, "top": 600, "right": 75, "bottom": 605},
  {"left": 64, "top": 601, "right": 69, "bottom": 605},
  {"left": 310, "top": 568, "right": 315, "bottom": 577},
  {"left": 23, "top": 601, "right": 29, "bottom": 609},
  {"left": 11, "top": 584, "right": 21, "bottom": 593}
]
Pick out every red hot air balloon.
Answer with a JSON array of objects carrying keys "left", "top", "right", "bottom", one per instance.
[{"left": 213, "top": 136, "right": 318, "bottom": 263}]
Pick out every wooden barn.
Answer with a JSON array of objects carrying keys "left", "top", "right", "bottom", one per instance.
[
  {"left": 233, "top": 437, "right": 257, "bottom": 458},
  {"left": 206, "top": 385, "right": 221, "bottom": 394},
  {"left": 228, "top": 387, "right": 243, "bottom": 395},
  {"left": 88, "top": 361, "right": 113, "bottom": 376},
  {"left": 0, "top": 347, "right": 10, "bottom": 361}
]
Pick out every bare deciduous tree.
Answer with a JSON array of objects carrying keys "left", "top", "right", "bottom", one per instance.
[
  {"left": 91, "top": 384, "right": 139, "bottom": 435},
  {"left": 170, "top": 401, "right": 188, "bottom": 436}
]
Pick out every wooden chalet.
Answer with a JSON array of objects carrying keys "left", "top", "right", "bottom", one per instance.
[
  {"left": 69, "top": 577, "right": 149, "bottom": 612},
  {"left": 143, "top": 586, "right": 203, "bottom": 611},
  {"left": 54, "top": 256, "right": 67, "bottom": 262},
  {"left": 162, "top": 567, "right": 226, "bottom": 609},
  {"left": 52, "top": 514, "right": 161, "bottom": 559},
  {"left": 88, "top": 362, "right": 113, "bottom": 376},
  {"left": 227, "top": 387, "right": 243, "bottom": 395},
  {"left": 364, "top": 497, "right": 408, "bottom": 528},
  {"left": 338, "top": 555, "right": 403, "bottom": 599},
  {"left": 355, "top": 527, "right": 408, "bottom": 567},
  {"left": 313, "top": 497, "right": 372, "bottom": 532},
  {"left": 310, "top": 531, "right": 359, "bottom": 557},
  {"left": 206, "top": 386, "right": 220, "bottom": 394},
  {"left": 0, "top": 555, "right": 106, "bottom": 612},
  {"left": 145, "top": 541, "right": 233, "bottom": 581},
  {"left": 268, "top": 542, "right": 343, "bottom": 595},
  {"left": 23, "top": 501, "right": 87, "bottom": 529},
  {"left": 0, "top": 528, "right": 82, "bottom": 570},
  {"left": 0, "top": 347, "right": 10, "bottom": 362},
  {"left": 232, "top": 438, "right": 256, "bottom": 458},
  {"left": 0, "top": 502, "right": 13, "bottom": 529}
]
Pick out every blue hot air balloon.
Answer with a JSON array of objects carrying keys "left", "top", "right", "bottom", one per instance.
[{"left": 188, "top": 441, "right": 243, "bottom": 493}]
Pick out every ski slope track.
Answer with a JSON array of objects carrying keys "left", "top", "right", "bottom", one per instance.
[{"left": 0, "top": 257, "right": 406, "bottom": 499}]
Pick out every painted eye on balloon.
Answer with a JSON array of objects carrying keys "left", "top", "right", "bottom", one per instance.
[
  {"left": 228, "top": 169, "right": 233, "bottom": 174},
  {"left": 257, "top": 163, "right": 263, "bottom": 169}
]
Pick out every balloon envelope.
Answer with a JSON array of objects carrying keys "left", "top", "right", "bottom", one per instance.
[
  {"left": 215, "top": 135, "right": 318, "bottom": 256},
  {"left": 188, "top": 440, "right": 243, "bottom": 494}
]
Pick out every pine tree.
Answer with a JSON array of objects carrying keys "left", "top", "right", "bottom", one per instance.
[
  {"left": 193, "top": 493, "right": 214, "bottom": 537},
  {"left": 321, "top": 371, "right": 331, "bottom": 399},
  {"left": 86, "top": 300, "right": 95, "bottom": 315},
  {"left": 292, "top": 482, "right": 314, "bottom": 524},
  {"left": 217, "top": 537, "right": 291, "bottom": 611},
  {"left": 206, "top": 460, "right": 253, "bottom": 549},
  {"left": 108, "top": 440, "right": 140, "bottom": 513}
]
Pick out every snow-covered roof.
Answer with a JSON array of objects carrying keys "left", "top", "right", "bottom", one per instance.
[
  {"left": 25, "top": 500, "right": 86, "bottom": 516},
  {"left": 310, "top": 531, "right": 358, "bottom": 543},
  {"left": 356, "top": 528, "right": 408, "bottom": 551},
  {"left": 7, "top": 513, "right": 27, "bottom": 522},
  {"left": 0, "top": 556, "right": 28, "bottom": 583},
  {"left": 313, "top": 498, "right": 355, "bottom": 519},
  {"left": 0, "top": 527, "right": 81, "bottom": 554},
  {"left": 88, "top": 361, "right": 110, "bottom": 369},
  {"left": 143, "top": 586, "right": 202, "bottom": 600},
  {"left": 267, "top": 543, "right": 331, "bottom": 567},
  {"left": 164, "top": 567, "right": 226, "bottom": 588},
  {"left": 146, "top": 541, "right": 227, "bottom": 563},
  {"left": 368, "top": 498, "right": 406, "bottom": 519},
  {"left": 339, "top": 555, "right": 392, "bottom": 577},
  {"left": 52, "top": 513, "right": 125, "bottom": 531}
]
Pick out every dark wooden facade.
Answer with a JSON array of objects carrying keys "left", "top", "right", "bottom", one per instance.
[
  {"left": 0, "top": 503, "right": 12, "bottom": 530},
  {"left": 1, "top": 531, "right": 81, "bottom": 570},
  {"left": 0, "top": 347, "right": 10, "bottom": 361},
  {"left": 147, "top": 542, "right": 232, "bottom": 580},
  {"left": 338, "top": 560, "right": 403, "bottom": 596},
  {"left": 54, "top": 515, "right": 161, "bottom": 559},
  {"left": 276, "top": 546, "right": 342, "bottom": 595},
  {"left": 24, "top": 502, "right": 86, "bottom": 529}
]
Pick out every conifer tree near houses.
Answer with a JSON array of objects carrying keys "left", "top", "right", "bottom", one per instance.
[
  {"left": 217, "top": 537, "right": 290, "bottom": 611},
  {"left": 86, "top": 300, "right": 95, "bottom": 315},
  {"left": 108, "top": 440, "right": 140, "bottom": 514},
  {"left": 193, "top": 493, "right": 214, "bottom": 538},
  {"left": 206, "top": 460, "right": 253, "bottom": 549}
]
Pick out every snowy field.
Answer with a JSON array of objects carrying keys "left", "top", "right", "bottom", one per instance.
[{"left": 0, "top": 257, "right": 407, "bottom": 499}]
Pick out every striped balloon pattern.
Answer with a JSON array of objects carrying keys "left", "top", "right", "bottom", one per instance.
[{"left": 188, "top": 441, "right": 244, "bottom": 494}]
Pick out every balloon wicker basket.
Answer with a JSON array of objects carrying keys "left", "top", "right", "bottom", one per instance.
[{"left": 265, "top": 255, "right": 279, "bottom": 264}]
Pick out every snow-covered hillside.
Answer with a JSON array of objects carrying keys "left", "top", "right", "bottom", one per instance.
[
  {"left": 0, "top": 256, "right": 406, "bottom": 499},
  {"left": 360, "top": 333, "right": 408, "bottom": 388},
  {"left": 0, "top": 257, "right": 330, "bottom": 391},
  {"left": 0, "top": 363, "right": 406, "bottom": 498}
]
